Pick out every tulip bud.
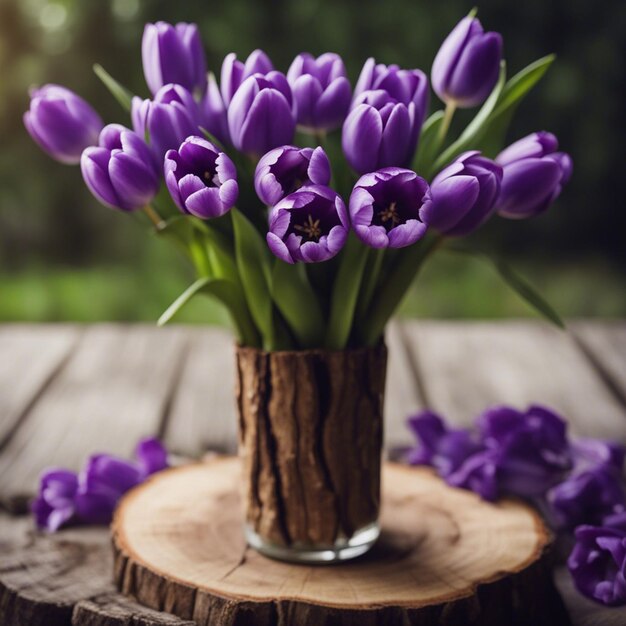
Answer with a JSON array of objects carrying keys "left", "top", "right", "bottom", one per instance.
[
  {"left": 254, "top": 145, "right": 331, "bottom": 206},
  {"left": 142, "top": 22, "right": 207, "bottom": 96},
  {"left": 200, "top": 73, "right": 230, "bottom": 146},
  {"left": 349, "top": 167, "right": 430, "bottom": 249},
  {"left": 227, "top": 73, "right": 296, "bottom": 158},
  {"left": 431, "top": 17, "right": 503, "bottom": 108},
  {"left": 286, "top": 53, "right": 351, "bottom": 132},
  {"left": 353, "top": 58, "right": 429, "bottom": 121},
  {"left": 24, "top": 84, "right": 103, "bottom": 164},
  {"left": 131, "top": 85, "right": 200, "bottom": 165},
  {"left": 342, "top": 90, "right": 417, "bottom": 174},
  {"left": 221, "top": 50, "right": 273, "bottom": 106},
  {"left": 495, "top": 132, "right": 573, "bottom": 219},
  {"left": 81, "top": 125, "right": 160, "bottom": 212},
  {"left": 422, "top": 151, "right": 502, "bottom": 236},
  {"left": 267, "top": 185, "right": 349, "bottom": 264},
  {"left": 165, "top": 136, "right": 238, "bottom": 219}
]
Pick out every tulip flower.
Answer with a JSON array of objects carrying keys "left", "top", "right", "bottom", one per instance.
[
  {"left": 31, "top": 469, "right": 79, "bottom": 532},
  {"left": 221, "top": 49, "right": 273, "bottom": 106},
  {"left": 349, "top": 167, "right": 430, "bottom": 248},
  {"left": 254, "top": 145, "right": 331, "bottom": 206},
  {"left": 165, "top": 136, "right": 238, "bottom": 219},
  {"left": 548, "top": 466, "right": 625, "bottom": 530},
  {"left": 33, "top": 438, "right": 168, "bottom": 530},
  {"left": 286, "top": 52, "right": 351, "bottom": 132},
  {"left": 267, "top": 185, "right": 349, "bottom": 263},
  {"left": 406, "top": 411, "right": 482, "bottom": 477},
  {"left": 353, "top": 58, "right": 429, "bottom": 120},
  {"left": 422, "top": 151, "right": 502, "bottom": 236},
  {"left": 81, "top": 125, "right": 160, "bottom": 211},
  {"left": 431, "top": 16, "right": 503, "bottom": 108},
  {"left": 342, "top": 90, "right": 420, "bottom": 174},
  {"left": 200, "top": 73, "right": 230, "bottom": 146},
  {"left": 495, "top": 131, "right": 573, "bottom": 219},
  {"left": 131, "top": 86, "right": 199, "bottom": 164},
  {"left": 227, "top": 73, "right": 296, "bottom": 157},
  {"left": 142, "top": 22, "right": 207, "bottom": 96},
  {"left": 568, "top": 514, "right": 626, "bottom": 606},
  {"left": 24, "top": 84, "right": 103, "bottom": 164}
]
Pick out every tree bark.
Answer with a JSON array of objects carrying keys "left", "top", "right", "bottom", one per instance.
[{"left": 235, "top": 343, "right": 387, "bottom": 547}]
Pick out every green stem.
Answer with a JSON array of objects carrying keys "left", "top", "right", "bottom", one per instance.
[
  {"left": 143, "top": 204, "right": 164, "bottom": 228},
  {"left": 356, "top": 248, "right": 385, "bottom": 322},
  {"left": 438, "top": 101, "right": 457, "bottom": 144},
  {"left": 360, "top": 235, "right": 443, "bottom": 346},
  {"left": 189, "top": 230, "right": 212, "bottom": 278}
]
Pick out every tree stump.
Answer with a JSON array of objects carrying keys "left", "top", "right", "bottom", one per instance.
[{"left": 111, "top": 458, "right": 570, "bottom": 626}]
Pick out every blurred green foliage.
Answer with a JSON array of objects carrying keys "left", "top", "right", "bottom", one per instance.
[{"left": 0, "top": 0, "right": 624, "bottom": 322}]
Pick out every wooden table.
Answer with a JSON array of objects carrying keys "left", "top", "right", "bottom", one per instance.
[{"left": 1, "top": 321, "right": 625, "bottom": 625}]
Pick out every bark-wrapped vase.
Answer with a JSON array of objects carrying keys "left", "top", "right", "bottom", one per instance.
[{"left": 236, "top": 342, "right": 386, "bottom": 563}]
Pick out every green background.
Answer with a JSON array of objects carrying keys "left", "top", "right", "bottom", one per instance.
[{"left": 1, "top": 0, "right": 624, "bottom": 324}]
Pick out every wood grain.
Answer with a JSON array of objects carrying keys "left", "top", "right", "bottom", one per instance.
[
  {"left": 0, "top": 325, "right": 79, "bottom": 447},
  {"left": 400, "top": 320, "right": 626, "bottom": 440},
  {"left": 111, "top": 458, "right": 569, "bottom": 626},
  {"left": 0, "top": 325, "right": 187, "bottom": 496}
]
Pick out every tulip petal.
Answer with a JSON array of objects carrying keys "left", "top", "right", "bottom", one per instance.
[
  {"left": 422, "top": 174, "right": 480, "bottom": 231},
  {"left": 315, "top": 77, "right": 351, "bottom": 130},
  {"left": 342, "top": 104, "right": 383, "bottom": 174}
]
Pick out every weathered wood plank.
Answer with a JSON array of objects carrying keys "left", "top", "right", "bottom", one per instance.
[
  {"left": 0, "top": 325, "right": 187, "bottom": 497},
  {"left": 162, "top": 328, "right": 237, "bottom": 457},
  {"left": 384, "top": 322, "right": 425, "bottom": 448},
  {"left": 399, "top": 321, "right": 626, "bottom": 441},
  {"left": 572, "top": 321, "right": 626, "bottom": 403},
  {"left": 0, "top": 325, "right": 80, "bottom": 447}
]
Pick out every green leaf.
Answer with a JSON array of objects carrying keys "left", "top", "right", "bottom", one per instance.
[
  {"left": 446, "top": 246, "right": 565, "bottom": 329},
  {"left": 431, "top": 62, "right": 506, "bottom": 174},
  {"left": 271, "top": 261, "right": 325, "bottom": 349},
  {"left": 325, "top": 236, "right": 369, "bottom": 350},
  {"left": 492, "top": 54, "right": 555, "bottom": 119},
  {"left": 493, "top": 259, "right": 565, "bottom": 329},
  {"left": 93, "top": 64, "right": 134, "bottom": 112},
  {"left": 158, "top": 277, "right": 260, "bottom": 345},
  {"left": 361, "top": 235, "right": 442, "bottom": 346},
  {"left": 412, "top": 110, "right": 445, "bottom": 176},
  {"left": 231, "top": 209, "right": 274, "bottom": 349}
]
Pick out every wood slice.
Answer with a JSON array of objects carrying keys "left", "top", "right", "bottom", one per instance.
[{"left": 112, "top": 458, "right": 570, "bottom": 626}]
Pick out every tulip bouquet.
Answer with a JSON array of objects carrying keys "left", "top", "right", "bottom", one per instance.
[{"left": 25, "top": 11, "right": 572, "bottom": 350}]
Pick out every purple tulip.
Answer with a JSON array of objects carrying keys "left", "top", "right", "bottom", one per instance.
[
  {"left": 286, "top": 53, "right": 351, "bottom": 132},
  {"left": 81, "top": 125, "right": 160, "bottom": 212},
  {"left": 200, "top": 73, "right": 230, "bottom": 145},
  {"left": 165, "top": 136, "right": 238, "bottom": 219},
  {"left": 349, "top": 167, "right": 430, "bottom": 248},
  {"left": 254, "top": 145, "right": 331, "bottom": 206},
  {"left": 548, "top": 467, "right": 625, "bottom": 530},
  {"left": 142, "top": 22, "right": 207, "bottom": 96},
  {"left": 267, "top": 185, "right": 349, "bottom": 264},
  {"left": 131, "top": 86, "right": 200, "bottom": 165},
  {"left": 422, "top": 151, "right": 502, "bottom": 236},
  {"left": 227, "top": 73, "right": 296, "bottom": 157},
  {"left": 431, "top": 16, "right": 503, "bottom": 108},
  {"left": 353, "top": 58, "right": 429, "bottom": 120},
  {"left": 221, "top": 50, "right": 273, "bottom": 106},
  {"left": 33, "top": 438, "right": 168, "bottom": 531},
  {"left": 495, "top": 131, "right": 573, "bottom": 219},
  {"left": 571, "top": 438, "right": 626, "bottom": 472},
  {"left": 568, "top": 514, "right": 626, "bottom": 606},
  {"left": 31, "top": 469, "right": 79, "bottom": 532},
  {"left": 24, "top": 84, "right": 103, "bottom": 164},
  {"left": 476, "top": 404, "right": 572, "bottom": 497},
  {"left": 406, "top": 411, "right": 482, "bottom": 478},
  {"left": 342, "top": 90, "right": 419, "bottom": 174}
]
